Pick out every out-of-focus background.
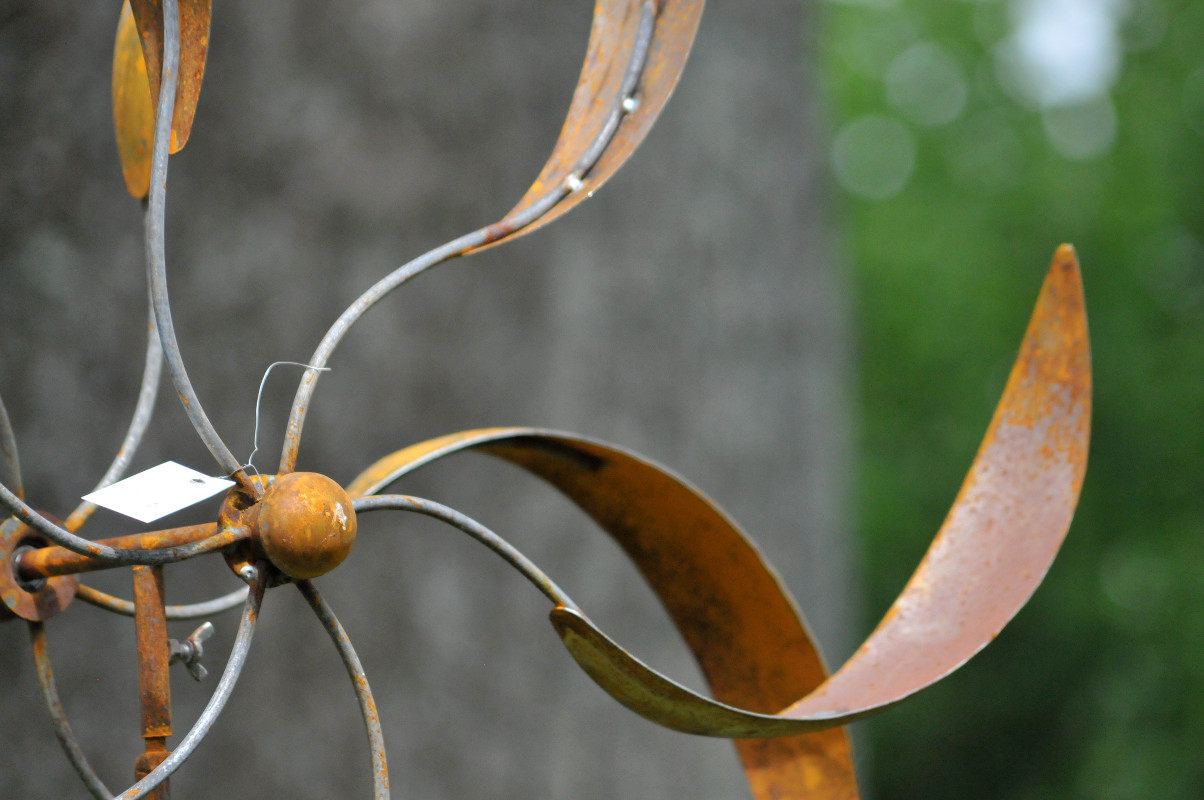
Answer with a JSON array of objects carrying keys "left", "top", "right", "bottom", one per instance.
[
  {"left": 1, "top": 0, "right": 1202, "bottom": 798},
  {"left": 825, "top": 0, "right": 1204, "bottom": 796}
]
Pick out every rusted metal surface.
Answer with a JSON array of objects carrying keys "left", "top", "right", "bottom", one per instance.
[
  {"left": 254, "top": 473, "right": 356, "bottom": 580},
  {"left": 15, "top": 523, "right": 224, "bottom": 580},
  {"left": 343, "top": 246, "right": 1089, "bottom": 798},
  {"left": 133, "top": 565, "right": 172, "bottom": 800},
  {"left": 114, "top": 0, "right": 211, "bottom": 197},
  {"left": 276, "top": 0, "right": 704, "bottom": 473},
  {"left": 117, "top": 566, "right": 267, "bottom": 800},
  {"left": 470, "top": 0, "right": 704, "bottom": 250},
  {"left": 5, "top": 0, "right": 1094, "bottom": 792},
  {"left": 347, "top": 429, "right": 856, "bottom": 798},
  {"left": 0, "top": 517, "right": 78, "bottom": 621},
  {"left": 113, "top": 0, "right": 155, "bottom": 198},
  {"left": 128, "top": 0, "right": 210, "bottom": 154}
]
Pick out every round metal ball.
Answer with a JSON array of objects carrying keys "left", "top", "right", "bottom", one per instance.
[{"left": 254, "top": 472, "right": 357, "bottom": 580}]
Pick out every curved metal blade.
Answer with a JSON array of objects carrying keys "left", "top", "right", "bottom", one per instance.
[
  {"left": 130, "top": 0, "right": 211, "bottom": 153},
  {"left": 345, "top": 245, "right": 1088, "bottom": 798},
  {"left": 113, "top": 0, "right": 155, "bottom": 198},
  {"left": 349, "top": 427, "right": 854, "bottom": 800},
  {"left": 465, "top": 0, "right": 704, "bottom": 253}
]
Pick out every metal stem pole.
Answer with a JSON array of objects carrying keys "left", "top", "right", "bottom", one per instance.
[{"left": 132, "top": 565, "right": 172, "bottom": 800}]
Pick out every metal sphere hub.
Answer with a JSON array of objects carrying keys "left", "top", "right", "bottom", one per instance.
[{"left": 253, "top": 472, "right": 357, "bottom": 580}]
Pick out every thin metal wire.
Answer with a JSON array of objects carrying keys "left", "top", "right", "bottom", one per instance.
[
  {"left": 144, "top": 0, "right": 246, "bottom": 483},
  {"left": 0, "top": 392, "right": 22, "bottom": 500},
  {"left": 115, "top": 563, "right": 267, "bottom": 800},
  {"left": 353, "top": 494, "right": 578, "bottom": 610},
  {"left": 64, "top": 295, "right": 164, "bottom": 533},
  {"left": 243, "top": 361, "right": 330, "bottom": 476},
  {"left": 296, "top": 580, "right": 389, "bottom": 800},
  {"left": 74, "top": 583, "right": 248, "bottom": 620},
  {"left": 277, "top": 0, "right": 660, "bottom": 473},
  {"left": 29, "top": 622, "right": 115, "bottom": 800}
]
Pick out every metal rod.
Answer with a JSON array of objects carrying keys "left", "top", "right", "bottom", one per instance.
[
  {"left": 0, "top": 391, "right": 22, "bottom": 500},
  {"left": 132, "top": 565, "right": 172, "bottom": 800},
  {"left": 277, "top": 1, "right": 661, "bottom": 474},
  {"left": 352, "top": 494, "right": 578, "bottom": 610},
  {"left": 29, "top": 622, "right": 115, "bottom": 800},
  {"left": 75, "top": 583, "right": 248, "bottom": 621},
  {"left": 296, "top": 581, "right": 389, "bottom": 800},
  {"left": 116, "top": 563, "right": 267, "bottom": 800},
  {"left": 65, "top": 295, "right": 164, "bottom": 533},
  {"left": 567, "top": 0, "right": 656, "bottom": 181},
  {"left": 16, "top": 523, "right": 235, "bottom": 579},
  {"left": 6, "top": 512, "right": 249, "bottom": 574},
  {"left": 143, "top": 0, "right": 247, "bottom": 484}
]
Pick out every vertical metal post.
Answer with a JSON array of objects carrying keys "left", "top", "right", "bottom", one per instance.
[{"left": 133, "top": 565, "right": 172, "bottom": 800}]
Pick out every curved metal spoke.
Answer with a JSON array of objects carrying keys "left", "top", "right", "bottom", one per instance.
[
  {"left": 353, "top": 494, "right": 577, "bottom": 609},
  {"left": 74, "top": 583, "right": 248, "bottom": 620},
  {"left": 277, "top": 1, "right": 661, "bottom": 474},
  {"left": 64, "top": 296, "right": 164, "bottom": 533},
  {"left": 29, "top": 622, "right": 114, "bottom": 800},
  {"left": 296, "top": 581, "right": 389, "bottom": 800},
  {"left": 143, "top": 0, "right": 245, "bottom": 482},
  {"left": 115, "top": 563, "right": 267, "bottom": 800},
  {"left": 0, "top": 392, "right": 21, "bottom": 500}
]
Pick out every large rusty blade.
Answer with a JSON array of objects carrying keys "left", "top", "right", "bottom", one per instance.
[
  {"left": 113, "top": 0, "right": 155, "bottom": 198},
  {"left": 542, "top": 244, "right": 1091, "bottom": 733},
  {"left": 348, "top": 428, "right": 858, "bottom": 799},
  {"left": 347, "top": 246, "right": 1088, "bottom": 798},
  {"left": 129, "top": 0, "right": 211, "bottom": 154},
  {"left": 786, "top": 244, "right": 1090, "bottom": 719},
  {"left": 465, "top": 0, "right": 704, "bottom": 253}
]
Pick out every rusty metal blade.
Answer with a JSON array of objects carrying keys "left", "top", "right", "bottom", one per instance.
[
  {"left": 113, "top": 0, "right": 155, "bottom": 198},
  {"left": 464, "top": 0, "right": 704, "bottom": 253},
  {"left": 129, "top": 0, "right": 211, "bottom": 154},
  {"left": 347, "top": 427, "right": 858, "bottom": 799},
  {"left": 783, "top": 243, "right": 1091, "bottom": 718},
  {"left": 346, "top": 247, "right": 1088, "bottom": 797}
]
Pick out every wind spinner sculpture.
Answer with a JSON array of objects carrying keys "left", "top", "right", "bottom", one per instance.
[{"left": 0, "top": 1, "right": 1092, "bottom": 798}]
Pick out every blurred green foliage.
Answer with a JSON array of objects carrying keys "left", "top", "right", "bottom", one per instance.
[{"left": 819, "top": 0, "right": 1204, "bottom": 796}]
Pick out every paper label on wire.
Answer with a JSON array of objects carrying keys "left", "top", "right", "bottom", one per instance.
[{"left": 82, "top": 462, "right": 234, "bottom": 523}]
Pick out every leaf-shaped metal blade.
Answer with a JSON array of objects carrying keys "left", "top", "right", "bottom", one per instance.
[
  {"left": 345, "top": 245, "right": 1088, "bottom": 799},
  {"left": 465, "top": 0, "right": 704, "bottom": 253},
  {"left": 129, "top": 0, "right": 211, "bottom": 154},
  {"left": 113, "top": 0, "right": 211, "bottom": 197},
  {"left": 785, "top": 244, "right": 1091, "bottom": 718},
  {"left": 348, "top": 427, "right": 857, "bottom": 799},
  {"left": 113, "top": 0, "right": 155, "bottom": 198}
]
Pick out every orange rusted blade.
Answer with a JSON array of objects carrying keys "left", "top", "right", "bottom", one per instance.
[
  {"left": 781, "top": 244, "right": 1091, "bottom": 720},
  {"left": 113, "top": 0, "right": 154, "bottom": 198},
  {"left": 348, "top": 247, "right": 1088, "bottom": 798},
  {"left": 465, "top": 0, "right": 704, "bottom": 253},
  {"left": 129, "top": 0, "right": 211, "bottom": 154},
  {"left": 535, "top": 245, "right": 1091, "bottom": 736},
  {"left": 348, "top": 428, "right": 857, "bottom": 799}
]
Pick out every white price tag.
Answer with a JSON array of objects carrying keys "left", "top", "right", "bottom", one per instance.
[{"left": 82, "top": 462, "right": 235, "bottom": 524}]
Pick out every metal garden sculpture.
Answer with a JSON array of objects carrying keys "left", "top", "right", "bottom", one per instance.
[{"left": 0, "top": 1, "right": 1092, "bottom": 798}]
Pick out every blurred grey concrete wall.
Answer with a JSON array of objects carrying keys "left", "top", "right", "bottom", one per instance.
[{"left": 0, "top": 1, "right": 855, "bottom": 797}]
